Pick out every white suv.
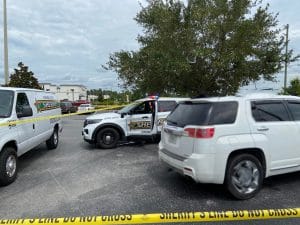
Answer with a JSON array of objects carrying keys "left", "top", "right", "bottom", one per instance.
[
  {"left": 83, "top": 97, "right": 188, "bottom": 149},
  {"left": 159, "top": 93, "right": 300, "bottom": 199}
]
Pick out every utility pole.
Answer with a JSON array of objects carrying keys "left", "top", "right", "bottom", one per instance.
[
  {"left": 284, "top": 24, "right": 289, "bottom": 93},
  {"left": 3, "top": 0, "right": 9, "bottom": 85}
]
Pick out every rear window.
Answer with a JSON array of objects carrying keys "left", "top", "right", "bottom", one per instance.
[
  {"left": 167, "top": 102, "right": 212, "bottom": 127},
  {"left": 167, "top": 101, "right": 238, "bottom": 127}
]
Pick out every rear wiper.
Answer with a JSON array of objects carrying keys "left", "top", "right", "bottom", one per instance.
[{"left": 167, "top": 120, "right": 178, "bottom": 125}]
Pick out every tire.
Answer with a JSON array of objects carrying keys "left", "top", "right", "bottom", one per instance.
[
  {"left": 225, "top": 154, "right": 263, "bottom": 200},
  {"left": 97, "top": 127, "right": 120, "bottom": 149},
  {"left": 46, "top": 128, "right": 59, "bottom": 150},
  {"left": 0, "top": 147, "right": 18, "bottom": 186},
  {"left": 153, "top": 134, "right": 161, "bottom": 143}
]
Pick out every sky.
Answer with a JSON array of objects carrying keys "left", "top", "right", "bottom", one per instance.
[{"left": 0, "top": 0, "right": 300, "bottom": 92}]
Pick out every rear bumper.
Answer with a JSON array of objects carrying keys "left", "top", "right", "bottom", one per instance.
[{"left": 158, "top": 147, "right": 223, "bottom": 184}]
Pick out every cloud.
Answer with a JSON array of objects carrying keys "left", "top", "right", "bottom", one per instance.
[
  {"left": 0, "top": 0, "right": 299, "bottom": 91},
  {"left": 0, "top": 0, "right": 142, "bottom": 89}
]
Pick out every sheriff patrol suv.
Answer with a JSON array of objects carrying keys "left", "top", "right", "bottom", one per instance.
[
  {"left": 0, "top": 87, "right": 62, "bottom": 186},
  {"left": 159, "top": 93, "right": 300, "bottom": 199},
  {"left": 82, "top": 97, "right": 188, "bottom": 149}
]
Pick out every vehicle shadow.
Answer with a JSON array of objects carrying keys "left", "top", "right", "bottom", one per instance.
[
  {"left": 147, "top": 164, "right": 232, "bottom": 201},
  {"left": 147, "top": 163, "right": 300, "bottom": 203},
  {"left": 80, "top": 139, "right": 157, "bottom": 151}
]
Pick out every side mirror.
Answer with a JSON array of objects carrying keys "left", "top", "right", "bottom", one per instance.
[
  {"left": 120, "top": 112, "right": 126, "bottom": 118},
  {"left": 17, "top": 106, "right": 33, "bottom": 118}
]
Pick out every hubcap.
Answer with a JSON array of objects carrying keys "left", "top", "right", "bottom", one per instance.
[
  {"left": 6, "top": 155, "right": 16, "bottom": 178},
  {"left": 54, "top": 132, "right": 58, "bottom": 145},
  {"left": 231, "top": 160, "right": 259, "bottom": 194},
  {"left": 103, "top": 133, "right": 114, "bottom": 145}
]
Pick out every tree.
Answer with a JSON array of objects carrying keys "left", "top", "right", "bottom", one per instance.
[
  {"left": 283, "top": 78, "right": 300, "bottom": 96},
  {"left": 87, "top": 88, "right": 104, "bottom": 101},
  {"left": 106, "top": 0, "right": 299, "bottom": 96},
  {"left": 8, "top": 62, "right": 41, "bottom": 89}
]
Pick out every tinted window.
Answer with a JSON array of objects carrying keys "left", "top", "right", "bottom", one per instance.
[
  {"left": 251, "top": 101, "right": 290, "bottom": 122},
  {"left": 118, "top": 102, "right": 139, "bottom": 114},
  {"left": 132, "top": 101, "right": 155, "bottom": 114},
  {"left": 287, "top": 101, "right": 300, "bottom": 120},
  {"left": 16, "top": 93, "right": 30, "bottom": 114},
  {"left": 208, "top": 102, "right": 238, "bottom": 125},
  {"left": 158, "top": 101, "right": 177, "bottom": 112},
  {"left": 167, "top": 102, "right": 211, "bottom": 127}
]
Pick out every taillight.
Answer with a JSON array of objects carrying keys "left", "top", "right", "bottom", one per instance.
[{"left": 184, "top": 127, "right": 214, "bottom": 138}]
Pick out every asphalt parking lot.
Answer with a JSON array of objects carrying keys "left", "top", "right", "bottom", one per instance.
[{"left": 0, "top": 115, "right": 300, "bottom": 225}]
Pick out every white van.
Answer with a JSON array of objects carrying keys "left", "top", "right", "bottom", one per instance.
[{"left": 0, "top": 87, "right": 62, "bottom": 186}]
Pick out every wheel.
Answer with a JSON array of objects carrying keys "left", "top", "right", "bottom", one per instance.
[
  {"left": 97, "top": 127, "right": 120, "bottom": 149},
  {"left": 225, "top": 154, "right": 263, "bottom": 200},
  {"left": 46, "top": 128, "right": 59, "bottom": 150},
  {"left": 153, "top": 134, "right": 161, "bottom": 143},
  {"left": 0, "top": 147, "right": 18, "bottom": 186}
]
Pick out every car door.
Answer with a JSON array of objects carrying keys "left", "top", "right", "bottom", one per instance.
[
  {"left": 16, "top": 92, "right": 36, "bottom": 155},
  {"left": 285, "top": 100, "right": 300, "bottom": 166},
  {"left": 126, "top": 100, "right": 154, "bottom": 136},
  {"left": 157, "top": 100, "right": 177, "bottom": 132},
  {"left": 248, "top": 100, "right": 299, "bottom": 174}
]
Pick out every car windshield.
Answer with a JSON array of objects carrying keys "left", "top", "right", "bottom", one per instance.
[
  {"left": 60, "top": 102, "right": 70, "bottom": 107},
  {"left": 118, "top": 102, "right": 140, "bottom": 114},
  {"left": 0, "top": 90, "right": 14, "bottom": 118}
]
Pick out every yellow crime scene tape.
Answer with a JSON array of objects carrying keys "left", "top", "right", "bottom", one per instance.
[
  {"left": 0, "top": 208, "right": 299, "bottom": 224},
  {"left": 0, "top": 105, "right": 126, "bottom": 127}
]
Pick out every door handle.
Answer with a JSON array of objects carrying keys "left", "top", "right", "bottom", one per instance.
[
  {"left": 257, "top": 127, "right": 269, "bottom": 131},
  {"left": 33, "top": 124, "right": 35, "bottom": 130},
  {"left": 142, "top": 116, "right": 149, "bottom": 119}
]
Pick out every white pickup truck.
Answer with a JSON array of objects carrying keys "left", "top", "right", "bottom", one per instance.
[
  {"left": 0, "top": 87, "right": 62, "bottom": 186},
  {"left": 82, "top": 97, "right": 188, "bottom": 149}
]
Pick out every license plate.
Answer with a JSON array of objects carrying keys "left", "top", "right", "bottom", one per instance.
[{"left": 168, "top": 134, "right": 177, "bottom": 144}]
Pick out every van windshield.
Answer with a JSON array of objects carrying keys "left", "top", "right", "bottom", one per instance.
[{"left": 0, "top": 90, "right": 14, "bottom": 118}]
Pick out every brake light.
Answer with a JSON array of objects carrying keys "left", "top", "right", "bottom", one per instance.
[{"left": 184, "top": 127, "right": 214, "bottom": 138}]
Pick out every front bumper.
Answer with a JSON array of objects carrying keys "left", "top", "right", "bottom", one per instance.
[{"left": 82, "top": 126, "right": 95, "bottom": 143}]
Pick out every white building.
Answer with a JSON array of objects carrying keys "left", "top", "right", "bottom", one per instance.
[{"left": 40, "top": 83, "right": 87, "bottom": 101}]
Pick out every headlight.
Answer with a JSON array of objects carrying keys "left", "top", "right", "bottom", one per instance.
[{"left": 84, "top": 119, "right": 102, "bottom": 127}]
